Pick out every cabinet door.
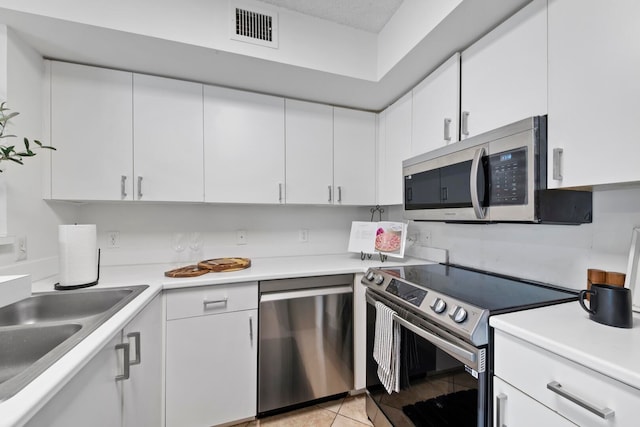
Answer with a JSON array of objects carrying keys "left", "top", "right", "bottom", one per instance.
[
  {"left": 133, "top": 74, "right": 204, "bottom": 202},
  {"left": 50, "top": 61, "right": 133, "bottom": 200},
  {"left": 204, "top": 86, "right": 285, "bottom": 204},
  {"left": 334, "top": 107, "right": 376, "bottom": 205},
  {"left": 460, "top": 0, "right": 547, "bottom": 139},
  {"left": 165, "top": 309, "right": 258, "bottom": 427},
  {"left": 494, "top": 376, "right": 577, "bottom": 427},
  {"left": 285, "top": 99, "right": 333, "bottom": 204},
  {"left": 547, "top": 0, "right": 640, "bottom": 188},
  {"left": 122, "top": 295, "right": 162, "bottom": 427},
  {"left": 411, "top": 53, "right": 460, "bottom": 155},
  {"left": 377, "top": 92, "right": 412, "bottom": 206},
  {"left": 25, "top": 335, "right": 123, "bottom": 427}
]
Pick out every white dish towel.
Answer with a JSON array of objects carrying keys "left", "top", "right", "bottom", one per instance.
[{"left": 373, "top": 301, "right": 401, "bottom": 394}]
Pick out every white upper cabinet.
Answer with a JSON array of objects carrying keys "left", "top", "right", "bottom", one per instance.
[
  {"left": 411, "top": 53, "right": 461, "bottom": 156},
  {"left": 460, "top": 0, "right": 547, "bottom": 139},
  {"left": 133, "top": 74, "right": 204, "bottom": 202},
  {"left": 333, "top": 107, "right": 376, "bottom": 205},
  {"left": 547, "top": 0, "right": 640, "bottom": 188},
  {"left": 285, "top": 102, "right": 376, "bottom": 206},
  {"left": 285, "top": 99, "right": 333, "bottom": 204},
  {"left": 50, "top": 61, "right": 133, "bottom": 200},
  {"left": 204, "top": 86, "right": 285, "bottom": 204},
  {"left": 377, "top": 92, "right": 412, "bottom": 206}
]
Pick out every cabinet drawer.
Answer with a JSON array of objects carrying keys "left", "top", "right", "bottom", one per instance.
[
  {"left": 493, "top": 376, "right": 576, "bottom": 426},
  {"left": 494, "top": 330, "right": 640, "bottom": 426},
  {"left": 166, "top": 282, "right": 258, "bottom": 320}
]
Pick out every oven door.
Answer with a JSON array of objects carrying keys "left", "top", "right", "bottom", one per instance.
[{"left": 365, "top": 289, "right": 487, "bottom": 427}]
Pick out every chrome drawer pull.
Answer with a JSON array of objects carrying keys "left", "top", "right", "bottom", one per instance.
[
  {"left": 496, "top": 393, "right": 507, "bottom": 427},
  {"left": 547, "top": 381, "right": 615, "bottom": 419},
  {"left": 127, "top": 332, "right": 141, "bottom": 365},
  {"left": 121, "top": 175, "right": 128, "bottom": 199},
  {"left": 203, "top": 297, "right": 228, "bottom": 307},
  {"left": 115, "top": 342, "right": 130, "bottom": 381},
  {"left": 444, "top": 118, "right": 452, "bottom": 142}
]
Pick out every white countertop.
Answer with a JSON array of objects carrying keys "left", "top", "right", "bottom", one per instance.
[
  {"left": 490, "top": 301, "right": 640, "bottom": 391},
  {"left": 1, "top": 253, "right": 428, "bottom": 427}
]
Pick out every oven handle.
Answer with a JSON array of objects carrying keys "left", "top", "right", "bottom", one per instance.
[{"left": 391, "top": 312, "right": 477, "bottom": 366}]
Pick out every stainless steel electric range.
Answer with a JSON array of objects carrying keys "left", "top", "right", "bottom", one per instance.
[{"left": 362, "top": 263, "right": 578, "bottom": 427}]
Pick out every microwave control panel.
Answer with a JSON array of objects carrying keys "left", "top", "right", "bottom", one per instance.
[{"left": 488, "top": 147, "right": 527, "bottom": 205}]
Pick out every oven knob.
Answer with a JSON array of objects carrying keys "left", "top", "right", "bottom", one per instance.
[
  {"left": 449, "top": 306, "right": 468, "bottom": 323},
  {"left": 374, "top": 274, "right": 385, "bottom": 285},
  {"left": 430, "top": 298, "right": 447, "bottom": 314},
  {"left": 365, "top": 271, "right": 375, "bottom": 281}
]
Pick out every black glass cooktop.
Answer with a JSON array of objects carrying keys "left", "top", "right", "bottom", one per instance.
[{"left": 380, "top": 263, "right": 578, "bottom": 314}]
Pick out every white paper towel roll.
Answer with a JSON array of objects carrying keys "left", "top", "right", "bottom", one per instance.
[{"left": 58, "top": 224, "right": 98, "bottom": 286}]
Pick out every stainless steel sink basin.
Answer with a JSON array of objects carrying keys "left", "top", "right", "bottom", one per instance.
[
  {"left": 0, "top": 285, "right": 148, "bottom": 401},
  {"left": 0, "top": 323, "right": 82, "bottom": 384},
  {"left": 0, "top": 288, "right": 134, "bottom": 326}
]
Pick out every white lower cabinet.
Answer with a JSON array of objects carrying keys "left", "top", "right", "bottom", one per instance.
[
  {"left": 25, "top": 295, "right": 162, "bottom": 427},
  {"left": 165, "top": 282, "right": 258, "bottom": 427},
  {"left": 493, "top": 376, "right": 576, "bottom": 426},
  {"left": 494, "top": 329, "right": 640, "bottom": 426}
]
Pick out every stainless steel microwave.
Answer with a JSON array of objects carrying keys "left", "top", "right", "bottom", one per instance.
[{"left": 403, "top": 116, "right": 592, "bottom": 224}]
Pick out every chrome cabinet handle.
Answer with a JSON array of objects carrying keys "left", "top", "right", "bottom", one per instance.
[
  {"left": 337, "top": 186, "right": 342, "bottom": 203},
  {"left": 249, "top": 314, "right": 253, "bottom": 344},
  {"left": 553, "top": 148, "right": 563, "bottom": 180},
  {"left": 328, "top": 185, "right": 332, "bottom": 202},
  {"left": 115, "top": 342, "right": 130, "bottom": 381},
  {"left": 278, "top": 183, "right": 283, "bottom": 203},
  {"left": 137, "top": 176, "right": 143, "bottom": 199},
  {"left": 470, "top": 147, "right": 487, "bottom": 219},
  {"left": 461, "top": 111, "right": 470, "bottom": 137},
  {"left": 547, "top": 381, "right": 615, "bottom": 419},
  {"left": 444, "top": 118, "right": 452, "bottom": 142},
  {"left": 127, "top": 332, "right": 141, "bottom": 366},
  {"left": 496, "top": 393, "right": 507, "bottom": 427},
  {"left": 121, "top": 175, "right": 128, "bottom": 199},
  {"left": 203, "top": 297, "right": 228, "bottom": 307}
]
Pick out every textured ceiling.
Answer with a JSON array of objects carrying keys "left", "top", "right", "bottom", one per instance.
[{"left": 257, "top": 0, "right": 404, "bottom": 33}]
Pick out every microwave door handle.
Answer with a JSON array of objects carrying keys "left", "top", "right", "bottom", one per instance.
[{"left": 470, "top": 147, "right": 487, "bottom": 219}]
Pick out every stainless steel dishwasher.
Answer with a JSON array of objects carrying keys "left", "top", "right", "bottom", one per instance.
[{"left": 258, "top": 274, "right": 354, "bottom": 415}]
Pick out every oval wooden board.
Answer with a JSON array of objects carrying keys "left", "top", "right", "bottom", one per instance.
[
  {"left": 197, "top": 257, "right": 251, "bottom": 272},
  {"left": 164, "top": 265, "right": 210, "bottom": 278}
]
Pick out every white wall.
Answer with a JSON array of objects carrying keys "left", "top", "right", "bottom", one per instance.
[
  {"left": 0, "top": 0, "right": 378, "bottom": 81},
  {"left": 392, "top": 187, "right": 640, "bottom": 291},
  {"left": 77, "top": 203, "right": 371, "bottom": 266},
  {"left": 377, "top": 0, "right": 461, "bottom": 78},
  {"left": 0, "top": 27, "right": 77, "bottom": 279}
]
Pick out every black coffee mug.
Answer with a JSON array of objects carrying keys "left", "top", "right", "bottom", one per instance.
[{"left": 579, "top": 283, "right": 633, "bottom": 328}]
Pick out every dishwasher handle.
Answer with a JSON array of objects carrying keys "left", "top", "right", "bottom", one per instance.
[{"left": 260, "top": 285, "right": 352, "bottom": 303}]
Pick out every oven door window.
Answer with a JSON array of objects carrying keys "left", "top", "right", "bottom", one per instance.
[{"left": 366, "top": 303, "right": 484, "bottom": 426}]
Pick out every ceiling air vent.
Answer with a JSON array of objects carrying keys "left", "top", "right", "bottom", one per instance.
[{"left": 230, "top": 4, "right": 279, "bottom": 48}]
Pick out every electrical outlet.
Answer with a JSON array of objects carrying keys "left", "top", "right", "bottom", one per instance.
[
  {"left": 236, "top": 229, "right": 248, "bottom": 245},
  {"left": 107, "top": 231, "right": 120, "bottom": 248},
  {"left": 299, "top": 229, "right": 309, "bottom": 243},
  {"left": 15, "top": 236, "right": 27, "bottom": 261}
]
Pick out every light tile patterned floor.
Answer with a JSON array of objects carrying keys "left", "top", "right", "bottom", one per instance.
[{"left": 231, "top": 394, "right": 373, "bottom": 427}]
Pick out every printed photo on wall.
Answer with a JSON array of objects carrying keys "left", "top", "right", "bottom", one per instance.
[{"left": 348, "top": 221, "right": 408, "bottom": 259}]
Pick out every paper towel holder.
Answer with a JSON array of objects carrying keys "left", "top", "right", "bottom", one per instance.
[{"left": 54, "top": 249, "right": 101, "bottom": 291}]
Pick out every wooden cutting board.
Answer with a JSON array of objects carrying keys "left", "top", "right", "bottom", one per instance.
[
  {"left": 197, "top": 257, "right": 252, "bottom": 272},
  {"left": 164, "top": 265, "right": 210, "bottom": 278}
]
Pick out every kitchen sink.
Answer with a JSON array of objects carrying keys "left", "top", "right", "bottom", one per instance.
[
  {"left": 0, "top": 285, "right": 148, "bottom": 401},
  {"left": 0, "top": 323, "right": 82, "bottom": 384},
  {"left": 0, "top": 288, "right": 135, "bottom": 326}
]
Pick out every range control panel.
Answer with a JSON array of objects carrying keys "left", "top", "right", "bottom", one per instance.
[{"left": 362, "top": 268, "right": 489, "bottom": 346}]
